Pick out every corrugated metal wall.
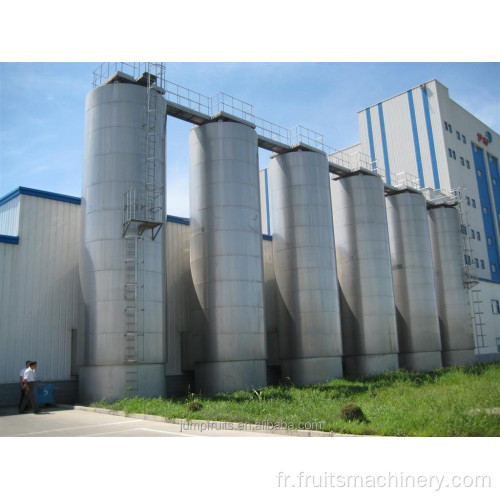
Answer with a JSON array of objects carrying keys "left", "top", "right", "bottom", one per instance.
[
  {"left": 262, "top": 238, "right": 279, "bottom": 366},
  {"left": 0, "top": 194, "right": 82, "bottom": 383},
  {"left": 165, "top": 219, "right": 192, "bottom": 375},
  {"left": 0, "top": 196, "right": 20, "bottom": 236},
  {"left": 259, "top": 169, "right": 272, "bottom": 235}
]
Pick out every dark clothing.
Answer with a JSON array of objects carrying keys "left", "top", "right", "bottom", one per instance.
[
  {"left": 19, "top": 386, "right": 27, "bottom": 411},
  {"left": 19, "top": 382, "right": 36, "bottom": 413}
]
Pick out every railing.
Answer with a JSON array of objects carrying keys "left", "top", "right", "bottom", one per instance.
[
  {"left": 393, "top": 171, "right": 421, "bottom": 191},
  {"left": 255, "top": 117, "right": 290, "bottom": 145},
  {"left": 327, "top": 149, "right": 376, "bottom": 172},
  {"left": 164, "top": 81, "right": 211, "bottom": 116},
  {"left": 92, "top": 63, "right": 461, "bottom": 207},
  {"left": 211, "top": 92, "right": 254, "bottom": 123},
  {"left": 123, "top": 188, "right": 163, "bottom": 226},
  {"left": 93, "top": 62, "right": 166, "bottom": 89},
  {"left": 289, "top": 125, "right": 324, "bottom": 150}
]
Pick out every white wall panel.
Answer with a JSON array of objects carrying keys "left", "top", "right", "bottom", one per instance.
[
  {"left": 0, "top": 196, "right": 20, "bottom": 236},
  {"left": 358, "top": 110, "right": 372, "bottom": 159},
  {"left": 426, "top": 81, "right": 451, "bottom": 192},
  {"left": 0, "top": 194, "right": 82, "bottom": 383},
  {"left": 382, "top": 92, "right": 419, "bottom": 183}
]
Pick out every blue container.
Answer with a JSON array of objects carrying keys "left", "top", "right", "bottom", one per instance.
[{"left": 35, "top": 385, "right": 54, "bottom": 405}]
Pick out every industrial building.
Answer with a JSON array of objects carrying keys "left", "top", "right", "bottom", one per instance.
[
  {"left": 334, "top": 79, "right": 500, "bottom": 361},
  {"left": 0, "top": 64, "right": 497, "bottom": 406}
]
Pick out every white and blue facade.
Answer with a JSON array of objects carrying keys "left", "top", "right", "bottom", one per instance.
[{"left": 350, "top": 79, "right": 500, "bottom": 359}]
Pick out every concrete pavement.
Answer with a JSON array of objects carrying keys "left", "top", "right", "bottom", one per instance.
[{"left": 0, "top": 405, "right": 344, "bottom": 437}]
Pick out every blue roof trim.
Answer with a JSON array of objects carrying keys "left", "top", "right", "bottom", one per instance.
[
  {"left": 166, "top": 215, "right": 190, "bottom": 226},
  {"left": 0, "top": 187, "right": 81, "bottom": 206},
  {"left": 262, "top": 234, "right": 272, "bottom": 241},
  {"left": 0, "top": 235, "right": 19, "bottom": 244}
]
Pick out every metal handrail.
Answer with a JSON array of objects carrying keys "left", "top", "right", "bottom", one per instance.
[
  {"left": 289, "top": 125, "right": 324, "bottom": 150},
  {"left": 210, "top": 92, "right": 254, "bottom": 123},
  {"left": 164, "top": 81, "right": 211, "bottom": 115}
]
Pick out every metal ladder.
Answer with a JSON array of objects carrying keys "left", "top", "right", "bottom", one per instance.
[
  {"left": 124, "top": 234, "right": 140, "bottom": 396},
  {"left": 122, "top": 64, "right": 165, "bottom": 397},
  {"left": 145, "top": 72, "right": 158, "bottom": 222},
  {"left": 454, "top": 188, "right": 478, "bottom": 288},
  {"left": 471, "top": 289, "right": 486, "bottom": 354}
]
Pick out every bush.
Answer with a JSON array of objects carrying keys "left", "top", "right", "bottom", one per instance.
[
  {"left": 187, "top": 400, "right": 203, "bottom": 412},
  {"left": 340, "top": 403, "right": 365, "bottom": 422}
]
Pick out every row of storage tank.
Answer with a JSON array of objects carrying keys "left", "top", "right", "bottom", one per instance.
[
  {"left": 188, "top": 121, "right": 475, "bottom": 394},
  {"left": 79, "top": 82, "right": 474, "bottom": 400}
]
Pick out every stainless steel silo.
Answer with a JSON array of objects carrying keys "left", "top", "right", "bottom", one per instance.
[
  {"left": 385, "top": 191, "right": 442, "bottom": 371},
  {"left": 269, "top": 150, "right": 343, "bottom": 385},
  {"left": 427, "top": 205, "right": 475, "bottom": 366},
  {"left": 331, "top": 172, "right": 399, "bottom": 377},
  {"left": 189, "top": 120, "right": 267, "bottom": 394},
  {"left": 79, "top": 80, "right": 167, "bottom": 402}
]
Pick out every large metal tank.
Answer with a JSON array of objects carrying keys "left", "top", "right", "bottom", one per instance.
[
  {"left": 385, "top": 191, "right": 442, "bottom": 371},
  {"left": 427, "top": 205, "right": 475, "bottom": 366},
  {"left": 79, "top": 81, "right": 167, "bottom": 402},
  {"left": 331, "top": 172, "right": 399, "bottom": 376},
  {"left": 269, "top": 150, "right": 343, "bottom": 384},
  {"left": 189, "top": 120, "right": 267, "bottom": 394}
]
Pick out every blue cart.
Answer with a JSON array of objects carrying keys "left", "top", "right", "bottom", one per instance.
[{"left": 35, "top": 384, "right": 55, "bottom": 406}]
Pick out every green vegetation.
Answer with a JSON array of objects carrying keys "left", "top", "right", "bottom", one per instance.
[{"left": 91, "top": 362, "right": 500, "bottom": 436}]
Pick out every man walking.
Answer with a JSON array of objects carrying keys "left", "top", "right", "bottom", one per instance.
[
  {"left": 18, "top": 360, "right": 30, "bottom": 413},
  {"left": 19, "top": 361, "right": 40, "bottom": 414}
]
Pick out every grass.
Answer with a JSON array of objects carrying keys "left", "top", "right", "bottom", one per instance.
[{"left": 90, "top": 362, "right": 500, "bottom": 436}]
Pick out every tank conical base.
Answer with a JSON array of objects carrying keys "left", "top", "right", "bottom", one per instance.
[
  {"left": 78, "top": 364, "right": 166, "bottom": 404},
  {"left": 343, "top": 353, "right": 399, "bottom": 378},
  {"left": 281, "top": 357, "right": 343, "bottom": 385},
  {"left": 195, "top": 360, "right": 267, "bottom": 395},
  {"left": 398, "top": 351, "right": 442, "bottom": 372},
  {"left": 442, "top": 349, "right": 475, "bottom": 367}
]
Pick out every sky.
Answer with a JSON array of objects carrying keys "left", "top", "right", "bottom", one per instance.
[{"left": 1, "top": 62, "right": 499, "bottom": 217}]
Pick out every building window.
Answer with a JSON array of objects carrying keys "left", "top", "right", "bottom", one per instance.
[
  {"left": 497, "top": 338, "right": 500, "bottom": 353},
  {"left": 466, "top": 160, "right": 470, "bottom": 169},
  {"left": 461, "top": 224, "right": 467, "bottom": 235},
  {"left": 448, "top": 148, "right": 453, "bottom": 158},
  {"left": 477, "top": 231, "right": 481, "bottom": 241},
  {"left": 493, "top": 178, "right": 498, "bottom": 186},
  {"left": 481, "top": 260, "right": 485, "bottom": 269},
  {"left": 483, "top": 206, "right": 489, "bottom": 215},
  {"left": 471, "top": 229, "right": 475, "bottom": 239},
  {"left": 488, "top": 236, "right": 493, "bottom": 246},
  {"left": 471, "top": 199, "right": 476, "bottom": 208},
  {"left": 456, "top": 131, "right": 461, "bottom": 140},
  {"left": 492, "top": 264, "right": 497, "bottom": 273},
  {"left": 452, "top": 151, "right": 456, "bottom": 159},
  {"left": 462, "top": 135, "right": 466, "bottom": 144},
  {"left": 464, "top": 255, "right": 471, "bottom": 266},
  {"left": 474, "top": 258, "right": 479, "bottom": 267},
  {"left": 460, "top": 156, "right": 465, "bottom": 166},
  {"left": 466, "top": 196, "right": 471, "bottom": 206},
  {"left": 492, "top": 300, "right": 500, "bottom": 314},
  {"left": 477, "top": 169, "right": 483, "bottom": 177}
]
